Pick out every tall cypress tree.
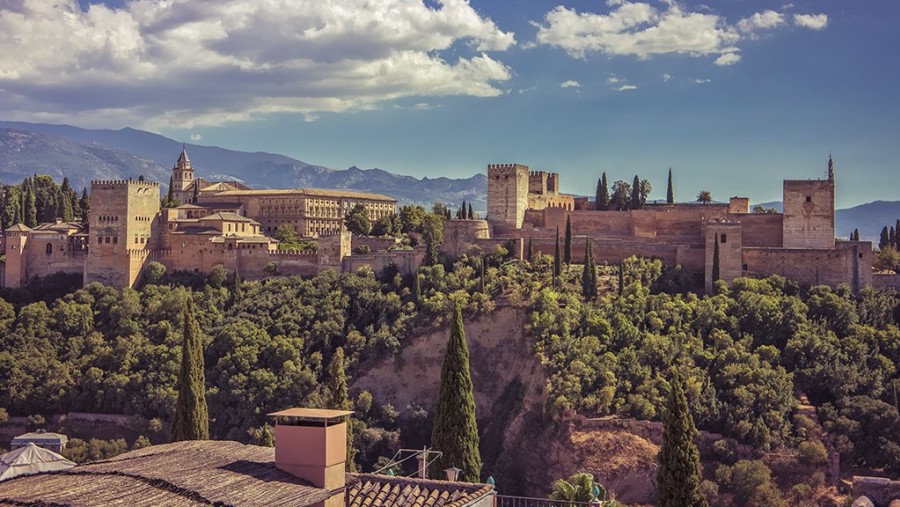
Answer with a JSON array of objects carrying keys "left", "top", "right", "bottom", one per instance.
[
  {"left": 231, "top": 270, "right": 243, "bottom": 306},
  {"left": 553, "top": 228, "right": 562, "bottom": 279},
  {"left": 564, "top": 216, "right": 572, "bottom": 264},
  {"left": 666, "top": 168, "right": 674, "bottom": 204},
  {"left": 431, "top": 304, "right": 482, "bottom": 482},
  {"left": 597, "top": 173, "right": 609, "bottom": 210},
  {"left": 527, "top": 237, "right": 534, "bottom": 263},
  {"left": 581, "top": 239, "right": 597, "bottom": 299},
  {"left": 24, "top": 180, "right": 37, "bottom": 227},
  {"left": 468, "top": 203, "right": 474, "bottom": 220},
  {"left": 631, "top": 174, "right": 642, "bottom": 210},
  {"left": 712, "top": 233, "right": 720, "bottom": 283},
  {"left": 412, "top": 271, "right": 422, "bottom": 305},
  {"left": 327, "top": 347, "right": 357, "bottom": 472},
  {"left": 657, "top": 375, "right": 706, "bottom": 507},
  {"left": 896, "top": 219, "right": 900, "bottom": 248},
  {"left": 171, "top": 298, "right": 209, "bottom": 441},
  {"left": 79, "top": 188, "right": 90, "bottom": 229},
  {"left": 891, "top": 227, "right": 896, "bottom": 248},
  {"left": 618, "top": 261, "right": 625, "bottom": 296},
  {"left": 165, "top": 176, "right": 176, "bottom": 208},
  {"left": 881, "top": 226, "right": 890, "bottom": 249},
  {"left": 851, "top": 228, "right": 860, "bottom": 241}
]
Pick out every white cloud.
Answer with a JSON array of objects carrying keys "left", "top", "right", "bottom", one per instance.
[
  {"left": 0, "top": 0, "right": 515, "bottom": 128},
  {"left": 533, "top": 2, "right": 825, "bottom": 66},
  {"left": 694, "top": 78, "right": 711, "bottom": 84},
  {"left": 738, "top": 10, "right": 785, "bottom": 33},
  {"left": 714, "top": 52, "right": 741, "bottom": 66},
  {"left": 617, "top": 84, "right": 637, "bottom": 91},
  {"left": 662, "top": 73, "right": 672, "bottom": 81},
  {"left": 607, "top": 75, "right": 622, "bottom": 84},
  {"left": 794, "top": 13, "right": 828, "bottom": 30},
  {"left": 190, "top": 134, "right": 203, "bottom": 141},
  {"left": 560, "top": 80, "right": 581, "bottom": 88}
]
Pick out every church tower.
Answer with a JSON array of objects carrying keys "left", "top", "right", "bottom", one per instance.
[{"left": 172, "top": 146, "right": 195, "bottom": 204}]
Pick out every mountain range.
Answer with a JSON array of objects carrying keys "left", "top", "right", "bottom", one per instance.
[
  {"left": 0, "top": 121, "right": 897, "bottom": 241},
  {"left": 0, "top": 121, "right": 486, "bottom": 210}
]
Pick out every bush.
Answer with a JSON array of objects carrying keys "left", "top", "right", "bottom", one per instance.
[{"left": 797, "top": 440, "right": 829, "bottom": 465}]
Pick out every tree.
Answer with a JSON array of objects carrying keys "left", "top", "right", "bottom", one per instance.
[
  {"left": 24, "top": 180, "right": 37, "bottom": 227},
  {"left": 712, "top": 233, "right": 720, "bottom": 283},
  {"left": 273, "top": 224, "right": 301, "bottom": 249},
  {"left": 657, "top": 375, "right": 706, "bottom": 507},
  {"left": 398, "top": 205, "right": 427, "bottom": 233},
  {"left": 59, "top": 178, "right": 75, "bottom": 222},
  {"left": 611, "top": 180, "right": 631, "bottom": 211},
  {"left": 478, "top": 257, "right": 486, "bottom": 293},
  {"left": 564, "top": 215, "right": 573, "bottom": 264},
  {"left": 457, "top": 200, "right": 466, "bottom": 219},
  {"left": 192, "top": 182, "right": 199, "bottom": 203},
  {"left": 2, "top": 187, "right": 19, "bottom": 229},
  {"left": 527, "top": 237, "right": 534, "bottom": 263},
  {"left": 550, "top": 472, "right": 609, "bottom": 503},
  {"left": 891, "top": 227, "right": 897, "bottom": 249},
  {"left": 666, "top": 168, "right": 674, "bottom": 204},
  {"left": 327, "top": 347, "right": 357, "bottom": 472},
  {"left": 231, "top": 270, "right": 243, "bottom": 306},
  {"left": 896, "top": 219, "right": 900, "bottom": 249},
  {"left": 171, "top": 298, "right": 209, "bottom": 441},
  {"left": 631, "top": 174, "right": 642, "bottom": 210},
  {"left": 880, "top": 226, "right": 891, "bottom": 249},
  {"left": 553, "top": 228, "right": 562, "bottom": 279},
  {"left": 431, "top": 304, "right": 482, "bottom": 482},
  {"left": 697, "top": 190, "right": 712, "bottom": 204},
  {"left": 164, "top": 176, "right": 176, "bottom": 208},
  {"left": 345, "top": 203, "right": 371, "bottom": 236},
  {"left": 467, "top": 202, "right": 474, "bottom": 220},
  {"left": 422, "top": 213, "right": 443, "bottom": 266},
  {"left": 618, "top": 261, "right": 625, "bottom": 296},
  {"left": 370, "top": 215, "right": 394, "bottom": 236},
  {"left": 581, "top": 239, "right": 597, "bottom": 299},
  {"left": 597, "top": 172, "right": 609, "bottom": 210},
  {"left": 851, "top": 228, "right": 860, "bottom": 241},
  {"left": 79, "top": 188, "right": 90, "bottom": 228}
]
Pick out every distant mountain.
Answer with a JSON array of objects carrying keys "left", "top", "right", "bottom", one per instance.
[
  {"left": 752, "top": 200, "right": 900, "bottom": 242},
  {"left": 0, "top": 121, "right": 486, "bottom": 209}
]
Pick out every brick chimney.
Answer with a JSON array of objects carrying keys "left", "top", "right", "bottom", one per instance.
[{"left": 269, "top": 408, "right": 352, "bottom": 507}]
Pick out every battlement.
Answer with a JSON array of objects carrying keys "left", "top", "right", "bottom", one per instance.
[
  {"left": 488, "top": 163, "right": 529, "bottom": 171},
  {"left": 266, "top": 249, "right": 317, "bottom": 257},
  {"left": 91, "top": 179, "right": 161, "bottom": 187}
]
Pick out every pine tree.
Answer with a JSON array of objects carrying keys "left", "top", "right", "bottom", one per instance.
[
  {"left": 171, "top": 298, "right": 209, "bottom": 441},
  {"left": 467, "top": 203, "right": 474, "bottom": 220},
  {"left": 581, "top": 239, "right": 597, "bottom": 299},
  {"left": 431, "top": 304, "right": 482, "bottom": 482},
  {"left": 553, "top": 228, "right": 562, "bottom": 279},
  {"left": 631, "top": 174, "right": 642, "bottom": 210},
  {"left": 881, "top": 226, "right": 890, "bottom": 249},
  {"left": 527, "top": 237, "right": 534, "bottom": 263},
  {"left": 327, "top": 347, "right": 357, "bottom": 472},
  {"left": 657, "top": 375, "right": 707, "bottom": 507},
  {"left": 666, "top": 168, "right": 674, "bottom": 204},
  {"left": 564, "top": 216, "right": 572, "bottom": 264},
  {"left": 712, "top": 233, "right": 720, "bottom": 283},
  {"left": 597, "top": 172, "right": 609, "bottom": 210}
]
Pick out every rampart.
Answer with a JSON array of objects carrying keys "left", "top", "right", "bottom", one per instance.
[
  {"left": 442, "top": 220, "right": 490, "bottom": 258},
  {"left": 352, "top": 236, "right": 397, "bottom": 253},
  {"left": 343, "top": 246, "right": 426, "bottom": 276},
  {"left": 743, "top": 241, "right": 872, "bottom": 291},
  {"left": 873, "top": 273, "right": 900, "bottom": 289}
]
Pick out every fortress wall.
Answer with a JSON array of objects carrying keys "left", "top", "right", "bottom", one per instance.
[
  {"left": 473, "top": 237, "right": 523, "bottom": 260},
  {"left": 732, "top": 213, "right": 783, "bottom": 247},
  {"left": 342, "top": 247, "right": 426, "bottom": 276},
  {"left": 352, "top": 236, "right": 397, "bottom": 252},
  {"left": 783, "top": 180, "right": 835, "bottom": 249},
  {"left": 538, "top": 206, "right": 728, "bottom": 242},
  {"left": 527, "top": 236, "right": 694, "bottom": 269},
  {"left": 527, "top": 193, "right": 575, "bottom": 211},
  {"left": 631, "top": 211, "right": 658, "bottom": 238},
  {"left": 873, "top": 273, "right": 900, "bottom": 289},
  {"left": 237, "top": 251, "right": 319, "bottom": 279},
  {"left": 442, "top": 220, "right": 490, "bottom": 258},
  {"left": 743, "top": 241, "right": 871, "bottom": 290}
]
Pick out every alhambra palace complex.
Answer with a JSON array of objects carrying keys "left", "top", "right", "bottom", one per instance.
[{"left": 2, "top": 149, "right": 884, "bottom": 292}]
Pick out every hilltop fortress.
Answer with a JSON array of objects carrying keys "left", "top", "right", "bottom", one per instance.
[
  {"left": 0, "top": 151, "right": 882, "bottom": 292},
  {"left": 479, "top": 157, "right": 873, "bottom": 291}
]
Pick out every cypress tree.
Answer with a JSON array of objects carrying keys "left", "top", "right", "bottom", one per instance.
[
  {"left": 891, "top": 227, "right": 896, "bottom": 248},
  {"left": 881, "top": 226, "right": 890, "bottom": 249},
  {"left": 412, "top": 271, "right": 421, "bottom": 305},
  {"left": 458, "top": 201, "right": 465, "bottom": 219},
  {"left": 712, "top": 233, "right": 720, "bottom": 283},
  {"left": 231, "top": 270, "right": 243, "bottom": 306},
  {"left": 192, "top": 182, "right": 200, "bottom": 203},
  {"left": 527, "top": 237, "right": 534, "bottom": 263},
  {"left": 595, "top": 177, "right": 603, "bottom": 210},
  {"left": 618, "top": 261, "right": 625, "bottom": 296},
  {"left": 631, "top": 174, "right": 642, "bottom": 210},
  {"left": 24, "top": 180, "right": 37, "bottom": 227},
  {"left": 581, "top": 239, "right": 597, "bottom": 299},
  {"left": 431, "top": 304, "right": 482, "bottom": 482},
  {"left": 171, "top": 298, "right": 209, "bottom": 441},
  {"left": 327, "top": 347, "right": 357, "bottom": 472},
  {"left": 79, "top": 188, "right": 90, "bottom": 229},
  {"left": 553, "top": 228, "right": 562, "bottom": 279},
  {"left": 852, "top": 228, "right": 860, "bottom": 241},
  {"left": 165, "top": 176, "right": 175, "bottom": 208},
  {"left": 2, "top": 187, "right": 18, "bottom": 229},
  {"left": 896, "top": 219, "right": 900, "bottom": 248},
  {"left": 657, "top": 375, "right": 706, "bottom": 507},
  {"left": 666, "top": 168, "right": 674, "bottom": 204},
  {"left": 468, "top": 202, "right": 474, "bottom": 220},
  {"left": 564, "top": 215, "right": 572, "bottom": 264},
  {"left": 597, "top": 172, "right": 609, "bottom": 210}
]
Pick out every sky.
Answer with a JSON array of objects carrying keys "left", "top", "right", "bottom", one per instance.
[{"left": 1, "top": 0, "right": 898, "bottom": 207}]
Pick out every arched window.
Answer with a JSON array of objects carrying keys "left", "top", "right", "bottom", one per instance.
[{"left": 46, "top": 243, "right": 52, "bottom": 255}]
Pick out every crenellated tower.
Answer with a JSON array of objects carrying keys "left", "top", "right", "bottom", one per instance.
[
  {"left": 782, "top": 156, "right": 836, "bottom": 249},
  {"left": 487, "top": 163, "right": 529, "bottom": 231}
]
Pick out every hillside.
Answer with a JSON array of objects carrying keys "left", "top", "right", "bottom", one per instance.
[{"left": 0, "top": 121, "right": 487, "bottom": 209}]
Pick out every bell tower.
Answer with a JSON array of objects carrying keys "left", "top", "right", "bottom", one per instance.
[{"left": 172, "top": 145, "right": 194, "bottom": 204}]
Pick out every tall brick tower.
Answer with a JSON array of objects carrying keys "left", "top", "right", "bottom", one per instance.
[
  {"left": 84, "top": 179, "right": 160, "bottom": 288},
  {"left": 172, "top": 146, "right": 195, "bottom": 205},
  {"left": 487, "top": 163, "right": 529, "bottom": 231},
  {"left": 782, "top": 156, "right": 836, "bottom": 249},
  {"left": 3, "top": 224, "right": 31, "bottom": 288}
]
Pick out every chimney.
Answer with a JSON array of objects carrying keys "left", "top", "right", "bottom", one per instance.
[{"left": 269, "top": 408, "right": 353, "bottom": 506}]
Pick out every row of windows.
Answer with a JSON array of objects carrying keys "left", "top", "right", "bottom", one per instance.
[
  {"left": 97, "top": 236, "right": 118, "bottom": 244},
  {"left": 98, "top": 215, "right": 118, "bottom": 222},
  {"left": 134, "top": 216, "right": 151, "bottom": 222}
]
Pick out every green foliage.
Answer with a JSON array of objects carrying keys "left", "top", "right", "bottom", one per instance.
[
  {"left": 712, "top": 234, "right": 720, "bottom": 283},
  {"left": 666, "top": 168, "right": 674, "bottom": 204},
  {"left": 63, "top": 437, "right": 129, "bottom": 463},
  {"left": 370, "top": 214, "right": 395, "bottom": 237},
  {"left": 431, "top": 304, "right": 482, "bottom": 482},
  {"left": 345, "top": 203, "right": 371, "bottom": 236},
  {"left": 715, "top": 460, "right": 785, "bottom": 507},
  {"left": 553, "top": 230, "right": 561, "bottom": 279},
  {"left": 581, "top": 239, "right": 597, "bottom": 299},
  {"left": 143, "top": 261, "right": 167, "bottom": 285},
  {"left": 550, "top": 472, "right": 618, "bottom": 505},
  {"left": 657, "top": 375, "right": 706, "bottom": 507},
  {"left": 596, "top": 172, "right": 609, "bottom": 210},
  {"left": 171, "top": 298, "right": 209, "bottom": 441},
  {"left": 564, "top": 216, "right": 572, "bottom": 264},
  {"left": 797, "top": 440, "right": 828, "bottom": 465},
  {"left": 697, "top": 190, "right": 712, "bottom": 204}
]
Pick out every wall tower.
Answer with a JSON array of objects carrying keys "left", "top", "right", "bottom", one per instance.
[
  {"left": 782, "top": 156, "right": 835, "bottom": 249},
  {"left": 487, "top": 163, "right": 529, "bottom": 231},
  {"left": 3, "top": 225, "right": 31, "bottom": 288},
  {"left": 84, "top": 179, "right": 161, "bottom": 288}
]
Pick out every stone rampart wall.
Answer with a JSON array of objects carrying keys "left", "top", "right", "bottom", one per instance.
[
  {"left": 743, "top": 241, "right": 871, "bottom": 290},
  {"left": 352, "top": 236, "right": 397, "bottom": 252},
  {"left": 732, "top": 213, "right": 783, "bottom": 247},
  {"left": 343, "top": 247, "right": 426, "bottom": 276},
  {"left": 872, "top": 273, "right": 900, "bottom": 289}
]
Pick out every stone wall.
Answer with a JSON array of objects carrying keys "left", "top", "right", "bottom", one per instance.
[
  {"left": 783, "top": 179, "right": 835, "bottom": 249},
  {"left": 731, "top": 213, "right": 783, "bottom": 247},
  {"left": 351, "top": 236, "right": 397, "bottom": 253},
  {"left": 442, "top": 220, "right": 490, "bottom": 258},
  {"left": 487, "top": 164, "right": 529, "bottom": 230},
  {"left": 873, "top": 273, "right": 900, "bottom": 289},
  {"left": 704, "top": 221, "right": 743, "bottom": 291},
  {"left": 342, "top": 246, "right": 426, "bottom": 276},
  {"left": 728, "top": 197, "right": 750, "bottom": 214},
  {"left": 743, "top": 241, "right": 872, "bottom": 291},
  {"left": 851, "top": 476, "right": 900, "bottom": 507}
]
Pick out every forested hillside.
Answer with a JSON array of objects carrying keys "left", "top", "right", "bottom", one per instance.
[{"left": 0, "top": 254, "right": 898, "bottom": 503}]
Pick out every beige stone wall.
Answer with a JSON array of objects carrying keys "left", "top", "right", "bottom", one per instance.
[
  {"left": 783, "top": 179, "right": 835, "bottom": 249},
  {"left": 342, "top": 246, "right": 426, "bottom": 276},
  {"left": 318, "top": 231, "right": 352, "bottom": 270},
  {"left": 442, "top": 220, "right": 490, "bottom": 258},
  {"left": 730, "top": 213, "right": 783, "bottom": 247},
  {"left": 487, "top": 164, "right": 529, "bottom": 230},
  {"left": 704, "top": 222, "right": 743, "bottom": 291},
  {"left": 743, "top": 241, "right": 871, "bottom": 291},
  {"left": 85, "top": 180, "right": 160, "bottom": 288},
  {"left": 728, "top": 197, "right": 750, "bottom": 214}
]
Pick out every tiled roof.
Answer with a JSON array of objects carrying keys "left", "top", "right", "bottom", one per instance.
[
  {"left": 206, "top": 188, "right": 396, "bottom": 201},
  {"left": 346, "top": 473, "right": 494, "bottom": 507},
  {"left": 199, "top": 212, "right": 258, "bottom": 224},
  {"left": 5, "top": 224, "right": 31, "bottom": 232}
]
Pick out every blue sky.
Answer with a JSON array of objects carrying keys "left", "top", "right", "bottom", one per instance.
[{"left": 3, "top": 1, "right": 899, "bottom": 207}]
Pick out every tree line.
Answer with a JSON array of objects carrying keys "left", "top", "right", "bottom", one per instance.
[{"left": 1, "top": 176, "right": 89, "bottom": 230}]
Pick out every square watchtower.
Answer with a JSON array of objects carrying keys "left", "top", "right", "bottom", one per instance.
[{"left": 487, "top": 163, "right": 529, "bottom": 230}]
